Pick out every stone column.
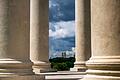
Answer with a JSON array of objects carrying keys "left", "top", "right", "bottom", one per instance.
[
  {"left": 82, "top": 0, "right": 120, "bottom": 80},
  {"left": 71, "top": 0, "right": 91, "bottom": 72},
  {"left": 30, "top": 0, "right": 50, "bottom": 74},
  {"left": 0, "top": 0, "right": 33, "bottom": 75}
]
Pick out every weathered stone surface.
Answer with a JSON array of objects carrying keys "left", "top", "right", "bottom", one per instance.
[
  {"left": 82, "top": 0, "right": 120, "bottom": 80},
  {"left": 0, "top": 75, "right": 45, "bottom": 80},
  {"left": 30, "top": 0, "right": 50, "bottom": 74},
  {"left": 71, "top": 0, "right": 91, "bottom": 72},
  {"left": 0, "top": 0, "right": 33, "bottom": 75}
]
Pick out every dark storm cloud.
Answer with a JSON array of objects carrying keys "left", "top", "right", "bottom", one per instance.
[{"left": 49, "top": 0, "right": 75, "bottom": 22}]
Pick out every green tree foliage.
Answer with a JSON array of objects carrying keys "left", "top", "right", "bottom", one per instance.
[{"left": 49, "top": 57, "right": 75, "bottom": 71}]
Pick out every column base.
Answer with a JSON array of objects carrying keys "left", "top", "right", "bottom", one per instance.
[
  {"left": 0, "top": 75, "right": 45, "bottom": 80},
  {"left": 33, "top": 68, "right": 56, "bottom": 74},
  {"left": 70, "top": 67, "right": 86, "bottom": 72},
  {"left": 32, "top": 61, "right": 52, "bottom": 74},
  {"left": 81, "top": 56, "right": 120, "bottom": 80},
  {"left": 70, "top": 62, "right": 86, "bottom": 72},
  {"left": 0, "top": 59, "right": 34, "bottom": 75}
]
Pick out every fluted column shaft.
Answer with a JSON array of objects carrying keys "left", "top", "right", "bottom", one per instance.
[
  {"left": 0, "top": 0, "right": 33, "bottom": 75},
  {"left": 30, "top": 0, "right": 50, "bottom": 74},
  {"left": 71, "top": 0, "right": 91, "bottom": 72},
  {"left": 82, "top": 0, "right": 120, "bottom": 80}
]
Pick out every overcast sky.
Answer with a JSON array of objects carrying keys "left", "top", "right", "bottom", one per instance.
[{"left": 49, "top": 0, "right": 75, "bottom": 57}]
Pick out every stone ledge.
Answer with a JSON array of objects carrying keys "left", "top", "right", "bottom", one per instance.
[
  {"left": 40, "top": 71, "right": 85, "bottom": 80},
  {"left": 0, "top": 75, "right": 45, "bottom": 80}
]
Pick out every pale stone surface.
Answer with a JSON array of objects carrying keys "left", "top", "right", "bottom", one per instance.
[
  {"left": 82, "top": 0, "right": 120, "bottom": 80},
  {"left": 71, "top": 0, "right": 91, "bottom": 71},
  {"left": 0, "top": 0, "right": 33, "bottom": 75},
  {"left": 41, "top": 71, "right": 84, "bottom": 80},
  {"left": 0, "top": 0, "right": 8, "bottom": 59},
  {"left": 30, "top": 0, "right": 50, "bottom": 74},
  {"left": 0, "top": 75, "right": 45, "bottom": 80}
]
